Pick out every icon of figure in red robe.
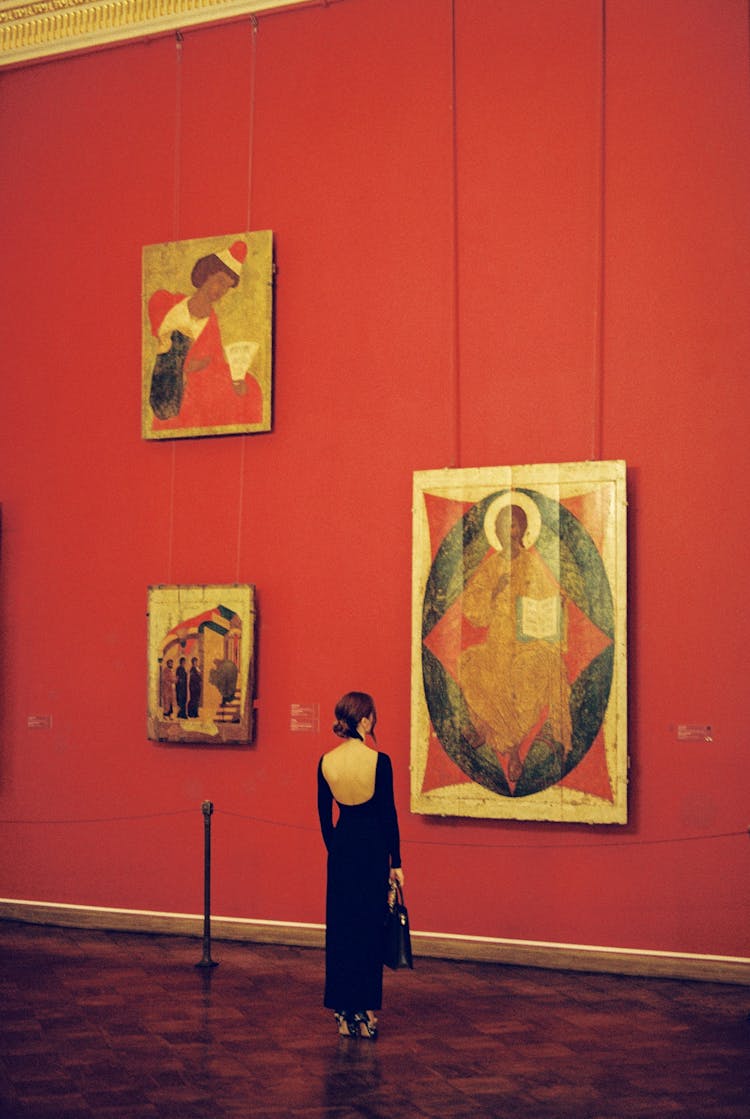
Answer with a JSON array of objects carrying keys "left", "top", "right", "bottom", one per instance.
[{"left": 148, "top": 240, "right": 262, "bottom": 431}]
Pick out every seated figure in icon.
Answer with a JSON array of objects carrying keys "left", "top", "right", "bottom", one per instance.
[{"left": 457, "top": 493, "right": 572, "bottom": 783}]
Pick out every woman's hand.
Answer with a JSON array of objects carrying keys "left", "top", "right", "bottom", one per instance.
[{"left": 390, "top": 867, "right": 404, "bottom": 889}]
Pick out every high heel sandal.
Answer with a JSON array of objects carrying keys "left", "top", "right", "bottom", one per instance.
[
  {"left": 334, "top": 1011, "right": 357, "bottom": 1039},
  {"left": 353, "top": 1012, "right": 378, "bottom": 1040}
]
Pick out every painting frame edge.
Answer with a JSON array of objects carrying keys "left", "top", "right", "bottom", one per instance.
[
  {"left": 410, "top": 460, "right": 628, "bottom": 825},
  {"left": 141, "top": 229, "right": 274, "bottom": 442},
  {"left": 146, "top": 582, "right": 257, "bottom": 746}
]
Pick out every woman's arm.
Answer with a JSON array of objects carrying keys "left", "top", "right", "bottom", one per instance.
[
  {"left": 376, "top": 753, "right": 403, "bottom": 882},
  {"left": 317, "top": 757, "right": 335, "bottom": 851}
]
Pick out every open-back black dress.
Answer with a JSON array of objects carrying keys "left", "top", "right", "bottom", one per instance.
[{"left": 317, "top": 750, "right": 401, "bottom": 1011}]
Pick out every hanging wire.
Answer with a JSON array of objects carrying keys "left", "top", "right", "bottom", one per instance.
[
  {"left": 210, "top": 810, "right": 748, "bottom": 853},
  {"left": 235, "top": 438, "right": 247, "bottom": 582},
  {"left": 234, "top": 15, "right": 260, "bottom": 582},
  {"left": 398, "top": 828, "right": 747, "bottom": 852},
  {"left": 165, "top": 30, "right": 185, "bottom": 585},
  {"left": 173, "top": 31, "right": 184, "bottom": 242},
  {"left": 167, "top": 441, "right": 177, "bottom": 582},
  {"left": 591, "top": 0, "right": 607, "bottom": 460},
  {"left": 0, "top": 809, "right": 195, "bottom": 825},
  {"left": 246, "top": 15, "right": 259, "bottom": 232},
  {"left": 448, "top": 0, "right": 461, "bottom": 467},
  {"left": 0, "top": 805, "right": 744, "bottom": 853}
]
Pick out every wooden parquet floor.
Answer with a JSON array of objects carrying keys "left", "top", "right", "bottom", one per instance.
[{"left": 0, "top": 920, "right": 747, "bottom": 1119}]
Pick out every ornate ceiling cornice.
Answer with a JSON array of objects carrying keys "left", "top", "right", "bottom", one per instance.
[{"left": 0, "top": 0, "right": 310, "bottom": 67}]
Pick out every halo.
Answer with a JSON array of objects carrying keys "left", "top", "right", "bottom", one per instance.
[{"left": 483, "top": 491, "right": 542, "bottom": 552}]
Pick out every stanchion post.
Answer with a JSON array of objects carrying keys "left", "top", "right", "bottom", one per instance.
[{"left": 196, "top": 800, "right": 219, "bottom": 968}]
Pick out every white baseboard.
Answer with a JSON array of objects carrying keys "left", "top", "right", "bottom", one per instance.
[{"left": 1, "top": 897, "right": 748, "bottom": 985}]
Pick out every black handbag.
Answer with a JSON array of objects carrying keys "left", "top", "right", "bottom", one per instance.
[{"left": 383, "top": 883, "right": 414, "bottom": 970}]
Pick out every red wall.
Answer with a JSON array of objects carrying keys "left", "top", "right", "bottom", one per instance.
[{"left": 1, "top": 0, "right": 748, "bottom": 958}]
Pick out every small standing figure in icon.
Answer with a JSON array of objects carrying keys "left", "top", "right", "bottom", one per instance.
[
  {"left": 160, "top": 658, "right": 175, "bottom": 719},
  {"left": 175, "top": 656, "right": 188, "bottom": 719},
  {"left": 188, "top": 657, "right": 202, "bottom": 718}
]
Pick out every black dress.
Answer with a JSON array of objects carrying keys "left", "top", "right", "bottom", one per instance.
[{"left": 317, "top": 750, "right": 401, "bottom": 1011}]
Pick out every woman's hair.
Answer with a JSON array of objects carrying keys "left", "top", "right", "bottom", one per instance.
[
  {"left": 191, "top": 253, "right": 240, "bottom": 289},
  {"left": 333, "top": 691, "right": 377, "bottom": 741}
]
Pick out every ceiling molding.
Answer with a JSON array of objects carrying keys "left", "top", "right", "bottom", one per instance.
[{"left": 0, "top": 0, "right": 312, "bottom": 67}]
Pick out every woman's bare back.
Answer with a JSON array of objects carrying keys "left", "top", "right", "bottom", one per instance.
[{"left": 321, "top": 740, "right": 378, "bottom": 805}]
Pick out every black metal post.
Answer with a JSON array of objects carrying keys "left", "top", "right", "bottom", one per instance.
[{"left": 196, "top": 800, "right": 219, "bottom": 968}]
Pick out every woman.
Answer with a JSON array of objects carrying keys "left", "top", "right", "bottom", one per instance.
[
  {"left": 317, "top": 692, "right": 404, "bottom": 1040},
  {"left": 147, "top": 240, "right": 262, "bottom": 431}
]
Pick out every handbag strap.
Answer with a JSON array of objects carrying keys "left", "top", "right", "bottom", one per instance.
[{"left": 388, "top": 881, "right": 406, "bottom": 909}]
